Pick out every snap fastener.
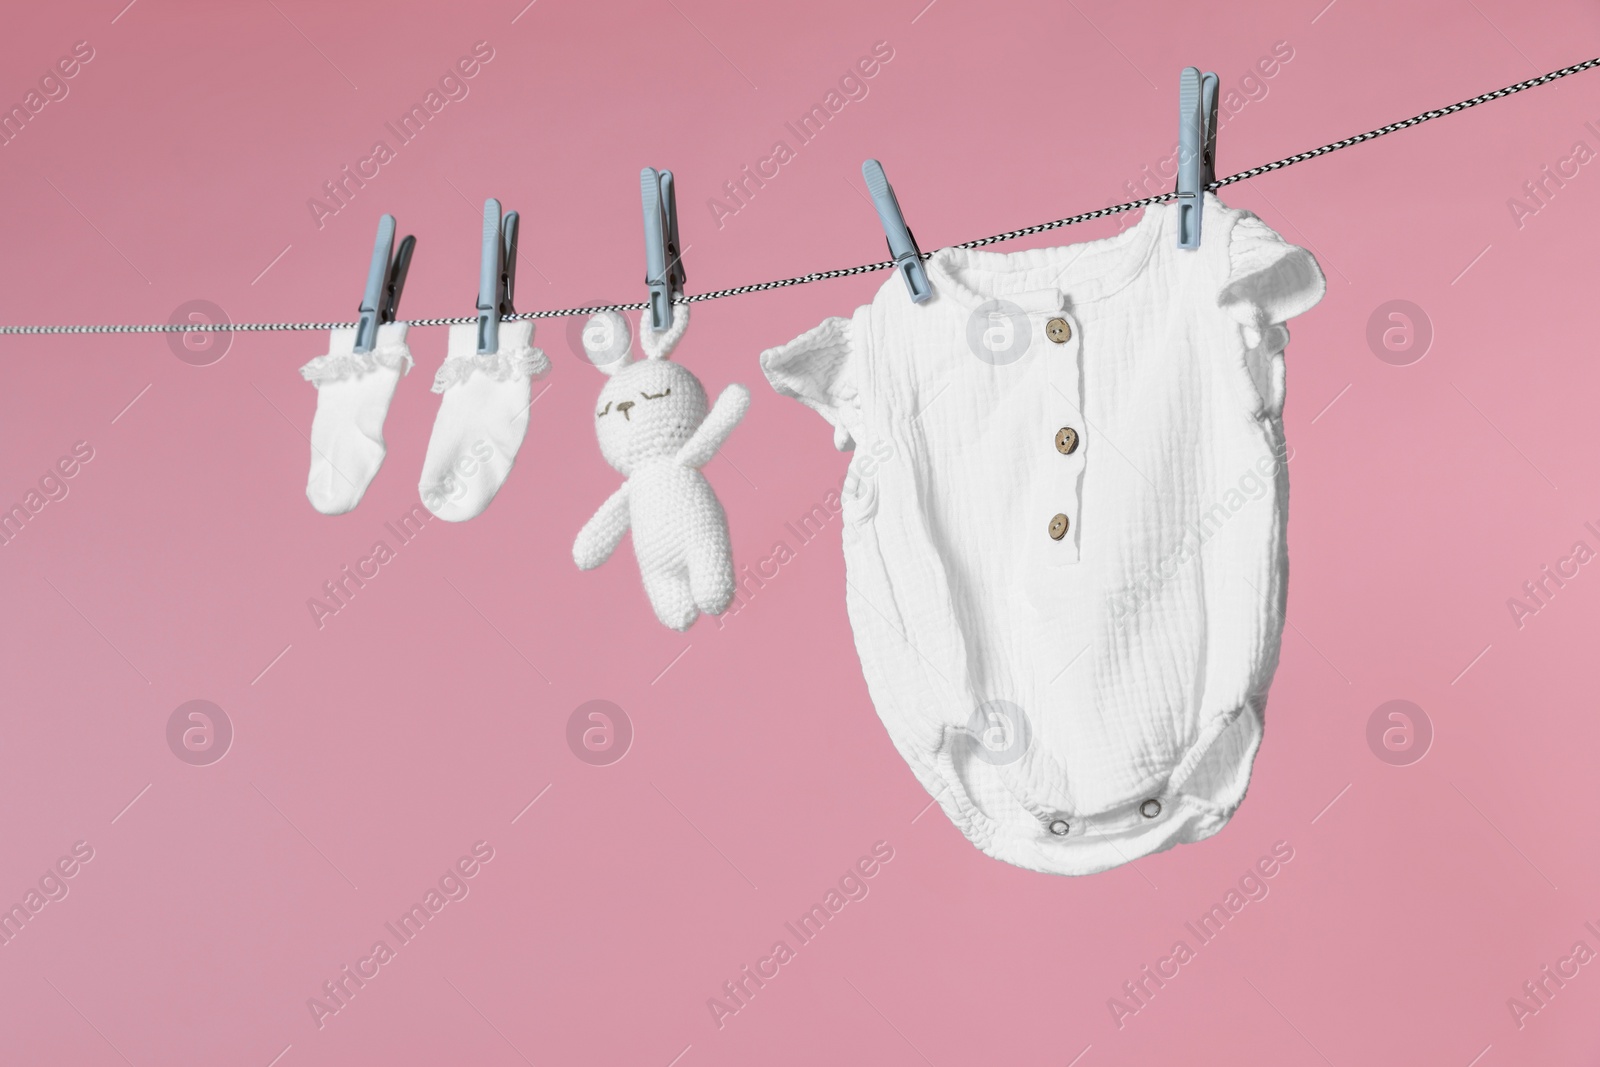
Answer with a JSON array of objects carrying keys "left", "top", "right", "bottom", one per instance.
[
  {"left": 1140, "top": 799, "right": 1162, "bottom": 819},
  {"left": 1048, "top": 513, "right": 1069, "bottom": 540},
  {"left": 1054, "top": 427, "right": 1079, "bottom": 455},
  {"left": 1048, "top": 819, "right": 1070, "bottom": 836},
  {"left": 1046, "top": 317, "right": 1072, "bottom": 344}
]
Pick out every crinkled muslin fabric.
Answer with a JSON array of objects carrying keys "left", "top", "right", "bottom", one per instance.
[{"left": 761, "top": 194, "right": 1325, "bottom": 875}]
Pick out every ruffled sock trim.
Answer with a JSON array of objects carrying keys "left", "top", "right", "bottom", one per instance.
[
  {"left": 301, "top": 342, "right": 413, "bottom": 384},
  {"left": 431, "top": 323, "right": 550, "bottom": 393}
]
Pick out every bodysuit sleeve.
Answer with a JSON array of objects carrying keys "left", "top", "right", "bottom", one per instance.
[
  {"left": 759, "top": 310, "right": 865, "bottom": 451},
  {"left": 1217, "top": 211, "right": 1327, "bottom": 417}
]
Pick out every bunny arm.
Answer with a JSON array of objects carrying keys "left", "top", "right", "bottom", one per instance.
[
  {"left": 676, "top": 384, "right": 750, "bottom": 470},
  {"left": 573, "top": 483, "right": 631, "bottom": 570}
]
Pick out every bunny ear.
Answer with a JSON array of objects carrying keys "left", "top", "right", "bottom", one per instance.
[
  {"left": 639, "top": 301, "right": 689, "bottom": 360},
  {"left": 582, "top": 311, "right": 633, "bottom": 375}
]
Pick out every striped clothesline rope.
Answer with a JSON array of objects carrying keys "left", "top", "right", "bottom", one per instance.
[{"left": 4, "top": 55, "right": 1596, "bottom": 336}]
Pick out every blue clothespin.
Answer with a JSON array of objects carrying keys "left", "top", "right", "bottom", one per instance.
[
  {"left": 641, "top": 167, "right": 686, "bottom": 331},
  {"left": 862, "top": 160, "right": 931, "bottom": 304},
  {"left": 476, "top": 198, "right": 519, "bottom": 354},
  {"left": 1176, "top": 67, "right": 1220, "bottom": 250},
  {"left": 354, "top": 214, "right": 415, "bottom": 354}
]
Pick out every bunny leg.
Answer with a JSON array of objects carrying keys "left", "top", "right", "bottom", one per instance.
[
  {"left": 642, "top": 567, "right": 698, "bottom": 631},
  {"left": 687, "top": 538, "right": 735, "bottom": 616}
]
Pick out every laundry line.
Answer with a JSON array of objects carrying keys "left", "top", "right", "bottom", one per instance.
[{"left": 3, "top": 55, "right": 1597, "bottom": 338}]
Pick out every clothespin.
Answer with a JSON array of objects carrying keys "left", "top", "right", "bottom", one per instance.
[
  {"left": 354, "top": 214, "right": 415, "bottom": 354},
  {"left": 476, "top": 198, "right": 519, "bottom": 354},
  {"left": 1176, "top": 67, "right": 1220, "bottom": 250},
  {"left": 641, "top": 167, "right": 686, "bottom": 331},
  {"left": 862, "top": 160, "right": 931, "bottom": 304}
]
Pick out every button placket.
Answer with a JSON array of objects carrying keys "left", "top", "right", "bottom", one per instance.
[{"left": 1041, "top": 309, "right": 1085, "bottom": 565}]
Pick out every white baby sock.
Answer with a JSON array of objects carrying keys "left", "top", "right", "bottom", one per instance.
[
  {"left": 418, "top": 320, "right": 549, "bottom": 521},
  {"left": 300, "top": 323, "right": 412, "bottom": 515}
]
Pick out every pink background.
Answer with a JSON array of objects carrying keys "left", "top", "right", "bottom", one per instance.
[{"left": 1, "top": 0, "right": 1598, "bottom": 1063}]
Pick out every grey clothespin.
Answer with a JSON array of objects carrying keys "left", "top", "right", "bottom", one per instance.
[
  {"left": 641, "top": 167, "right": 686, "bottom": 331},
  {"left": 476, "top": 198, "right": 519, "bottom": 354},
  {"left": 862, "top": 159, "right": 931, "bottom": 303},
  {"left": 354, "top": 214, "right": 414, "bottom": 354},
  {"left": 1176, "top": 67, "right": 1220, "bottom": 250}
]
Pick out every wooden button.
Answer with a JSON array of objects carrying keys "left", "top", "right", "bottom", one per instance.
[
  {"left": 1048, "top": 513, "right": 1069, "bottom": 540},
  {"left": 1046, "top": 317, "right": 1072, "bottom": 344},
  {"left": 1054, "top": 426, "right": 1079, "bottom": 455}
]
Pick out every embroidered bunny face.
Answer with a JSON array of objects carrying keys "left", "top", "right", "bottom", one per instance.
[
  {"left": 583, "top": 309, "right": 709, "bottom": 476},
  {"left": 593, "top": 359, "right": 708, "bottom": 475}
]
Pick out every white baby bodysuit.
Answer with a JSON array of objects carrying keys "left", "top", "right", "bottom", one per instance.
[{"left": 761, "top": 194, "right": 1325, "bottom": 876}]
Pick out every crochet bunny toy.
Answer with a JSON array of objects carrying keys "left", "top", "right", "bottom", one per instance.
[{"left": 573, "top": 305, "right": 749, "bottom": 630}]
